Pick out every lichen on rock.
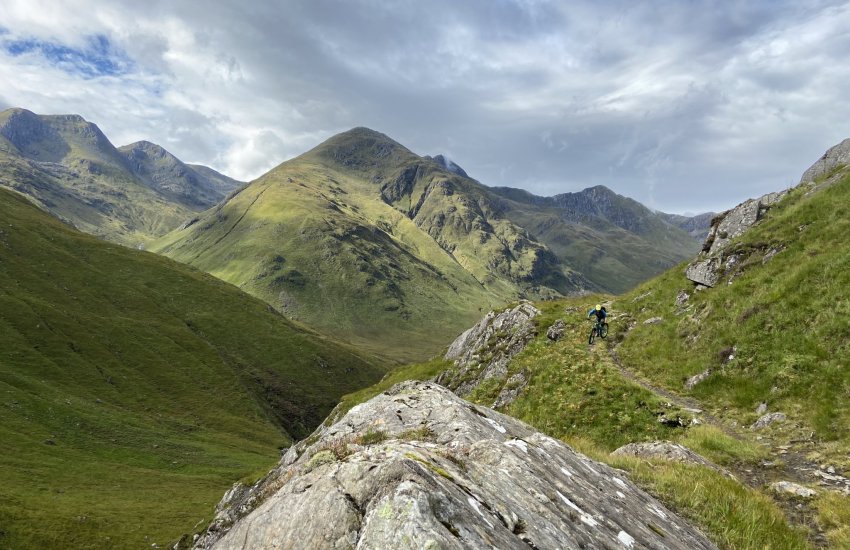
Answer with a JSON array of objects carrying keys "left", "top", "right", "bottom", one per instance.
[{"left": 193, "top": 382, "right": 717, "bottom": 550}]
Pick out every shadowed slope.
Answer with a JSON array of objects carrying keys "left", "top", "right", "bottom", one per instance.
[{"left": 0, "top": 186, "right": 385, "bottom": 549}]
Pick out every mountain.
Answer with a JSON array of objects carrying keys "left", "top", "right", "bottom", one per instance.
[
  {"left": 151, "top": 128, "right": 591, "bottom": 361},
  {"left": 0, "top": 186, "right": 385, "bottom": 549},
  {"left": 152, "top": 128, "right": 703, "bottom": 361},
  {"left": 118, "top": 140, "right": 243, "bottom": 209},
  {"left": 487, "top": 185, "right": 703, "bottom": 294},
  {"left": 0, "top": 108, "right": 242, "bottom": 247},
  {"left": 657, "top": 211, "right": 715, "bottom": 241},
  {"left": 324, "top": 140, "right": 850, "bottom": 548}
]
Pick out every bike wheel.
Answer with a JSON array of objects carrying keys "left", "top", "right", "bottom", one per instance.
[
  {"left": 600, "top": 323, "right": 609, "bottom": 339},
  {"left": 588, "top": 327, "right": 596, "bottom": 344}
]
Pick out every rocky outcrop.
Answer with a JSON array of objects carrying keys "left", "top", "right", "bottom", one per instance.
[
  {"left": 437, "top": 302, "right": 540, "bottom": 404},
  {"left": 799, "top": 138, "right": 850, "bottom": 184},
  {"left": 193, "top": 381, "right": 717, "bottom": 550},
  {"left": 684, "top": 190, "right": 787, "bottom": 288}
]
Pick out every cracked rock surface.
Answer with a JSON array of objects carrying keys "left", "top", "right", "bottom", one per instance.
[
  {"left": 194, "top": 381, "right": 716, "bottom": 550},
  {"left": 437, "top": 301, "right": 539, "bottom": 401}
]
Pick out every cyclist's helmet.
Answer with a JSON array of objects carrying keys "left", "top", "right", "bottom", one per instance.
[{"left": 595, "top": 304, "right": 601, "bottom": 310}]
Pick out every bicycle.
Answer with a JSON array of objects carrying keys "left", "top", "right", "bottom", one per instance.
[{"left": 588, "top": 319, "right": 609, "bottom": 344}]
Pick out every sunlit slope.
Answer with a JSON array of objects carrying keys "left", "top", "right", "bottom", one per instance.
[
  {"left": 153, "top": 128, "right": 587, "bottom": 361},
  {"left": 0, "top": 187, "right": 385, "bottom": 549},
  {"left": 617, "top": 167, "right": 850, "bottom": 447}
]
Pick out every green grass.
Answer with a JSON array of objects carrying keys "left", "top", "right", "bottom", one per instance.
[
  {"left": 815, "top": 491, "right": 850, "bottom": 548},
  {"left": 615, "top": 168, "right": 850, "bottom": 459},
  {"left": 339, "top": 294, "right": 809, "bottom": 548},
  {"left": 605, "top": 454, "right": 811, "bottom": 550},
  {"left": 0, "top": 187, "right": 386, "bottom": 549}
]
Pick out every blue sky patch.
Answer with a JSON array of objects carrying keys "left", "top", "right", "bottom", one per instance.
[{"left": 3, "top": 33, "right": 133, "bottom": 79}]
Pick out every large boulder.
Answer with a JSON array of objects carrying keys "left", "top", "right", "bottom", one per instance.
[
  {"left": 684, "top": 190, "right": 786, "bottom": 288},
  {"left": 799, "top": 138, "right": 850, "bottom": 184},
  {"left": 438, "top": 301, "right": 540, "bottom": 399},
  {"left": 193, "top": 381, "right": 717, "bottom": 550}
]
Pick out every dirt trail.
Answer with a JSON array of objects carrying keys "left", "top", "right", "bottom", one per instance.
[{"left": 603, "top": 342, "right": 848, "bottom": 548}]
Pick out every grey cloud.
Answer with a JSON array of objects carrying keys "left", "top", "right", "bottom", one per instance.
[{"left": 1, "top": 0, "right": 848, "bottom": 213}]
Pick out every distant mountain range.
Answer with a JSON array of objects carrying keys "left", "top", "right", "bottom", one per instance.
[
  {"left": 0, "top": 108, "right": 242, "bottom": 246},
  {"left": 151, "top": 127, "right": 707, "bottom": 360},
  {"left": 0, "top": 109, "right": 711, "bottom": 360}
]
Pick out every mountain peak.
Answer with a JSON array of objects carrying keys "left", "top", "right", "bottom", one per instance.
[
  {"left": 428, "top": 154, "right": 469, "bottom": 178},
  {"left": 306, "top": 127, "right": 414, "bottom": 171}
]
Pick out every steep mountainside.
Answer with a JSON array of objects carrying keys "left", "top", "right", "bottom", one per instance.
[
  {"left": 489, "top": 185, "right": 703, "bottom": 293},
  {"left": 119, "top": 140, "right": 242, "bottom": 209},
  {"left": 153, "top": 128, "right": 703, "bottom": 360},
  {"left": 0, "top": 108, "right": 241, "bottom": 246},
  {"left": 152, "top": 128, "right": 591, "bottom": 361},
  {"left": 330, "top": 141, "right": 850, "bottom": 548},
  {"left": 0, "top": 186, "right": 385, "bottom": 549}
]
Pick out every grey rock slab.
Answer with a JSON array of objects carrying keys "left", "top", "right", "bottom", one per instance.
[
  {"left": 195, "top": 382, "right": 717, "bottom": 550},
  {"left": 684, "top": 368, "right": 712, "bottom": 390},
  {"left": 685, "top": 257, "right": 721, "bottom": 288},
  {"left": 546, "top": 319, "right": 566, "bottom": 341},
  {"left": 799, "top": 138, "right": 850, "bottom": 184},
  {"left": 439, "top": 301, "right": 540, "bottom": 397},
  {"left": 643, "top": 317, "right": 663, "bottom": 325},
  {"left": 706, "top": 191, "right": 787, "bottom": 256}
]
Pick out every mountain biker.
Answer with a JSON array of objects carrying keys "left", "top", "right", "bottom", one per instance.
[{"left": 587, "top": 304, "right": 607, "bottom": 323}]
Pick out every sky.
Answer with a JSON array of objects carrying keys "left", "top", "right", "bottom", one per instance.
[{"left": 1, "top": 1, "right": 849, "bottom": 214}]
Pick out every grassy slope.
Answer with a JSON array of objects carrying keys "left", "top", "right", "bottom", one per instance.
[
  {"left": 338, "top": 298, "right": 809, "bottom": 549},
  {"left": 0, "top": 109, "right": 196, "bottom": 246},
  {"left": 152, "top": 130, "right": 552, "bottom": 362},
  {"left": 0, "top": 187, "right": 386, "bottom": 549},
  {"left": 616, "top": 171, "right": 850, "bottom": 453}
]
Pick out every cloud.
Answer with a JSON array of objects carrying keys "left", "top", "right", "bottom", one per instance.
[{"left": 0, "top": 0, "right": 848, "bottom": 213}]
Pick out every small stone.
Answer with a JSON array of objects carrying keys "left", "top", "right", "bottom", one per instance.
[
  {"left": 643, "top": 317, "right": 663, "bottom": 325},
  {"left": 827, "top": 466, "right": 836, "bottom": 474},
  {"left": 44, "top": 439, "right": 56, "bottom": 446},
  {"left": 675, "top": 290, "right": 690, "bottom": 306},
  {"left": 546, "top": 320, "right": 566, "bottom": 341},
  {"left": 755, "top": 402, "right": 768, "bottom": 415},
  {"left": 684, "top": 368, "right": 712, "bottom": 390},
  {"left": 770, "top": 481, "right": 817, "bottom": 499},
  {"left": 751, "top": 412, "right": 786, "bottom": 430}
]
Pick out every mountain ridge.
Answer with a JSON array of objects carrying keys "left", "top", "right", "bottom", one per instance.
[{"left": 0, "top": 108, "right": 242, "bottom": 246}]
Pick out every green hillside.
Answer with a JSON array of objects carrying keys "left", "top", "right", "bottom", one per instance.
[
  {"left": 152, "top": 128, "right": 700, "bottom": 362},
  {"left": 152, "top": 128, "right": 585, "bottom": 362},
  {"left": 0, "top": 187, "right": 385, "bottom": 549},
  {"left": 616, "top": 168, "right": 850, "bottom": 456}
]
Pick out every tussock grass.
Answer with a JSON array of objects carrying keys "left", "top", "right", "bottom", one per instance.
[
  {"left": 815, "top": 492, "right": 850, "bottom": 548},
  {"left": 606, "top": 454, "right": 811, "bottom": 550}
]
